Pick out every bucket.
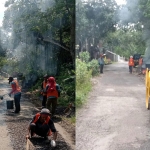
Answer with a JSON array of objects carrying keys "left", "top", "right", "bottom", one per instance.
[{"left": 7, "top": 100, "right": 14, "bottom": 109}]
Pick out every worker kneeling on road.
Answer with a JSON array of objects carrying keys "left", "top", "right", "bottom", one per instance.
[{"left": 26, "top": 108, "right": 57, "bottom": 144}]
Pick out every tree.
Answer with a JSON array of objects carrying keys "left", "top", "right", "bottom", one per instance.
[
  {"left": 76, "top": 0, "right": 118, "bottom": 55},
  {"left": 2, "top": 0, "right": 75, "bottom": 75}
]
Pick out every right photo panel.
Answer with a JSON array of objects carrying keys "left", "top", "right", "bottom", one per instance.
[{"left": 76, "top": 0, "right": 149, "bottom": 149}]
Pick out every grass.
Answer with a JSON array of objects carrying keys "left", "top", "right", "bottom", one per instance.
[
  {"left": 70, "top": 116, "right": 75, "bottom": 124},
  {"left": 76, "top": 81, "right": 92, "bottom": 108}
]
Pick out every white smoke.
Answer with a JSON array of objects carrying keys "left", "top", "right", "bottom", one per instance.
[{"left": 37, "top": 0, "right": 55, "bottom": 12}]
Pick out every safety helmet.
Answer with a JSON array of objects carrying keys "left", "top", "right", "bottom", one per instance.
[{"left": 40, "top": 108, "right": 51, "bottom": 115}]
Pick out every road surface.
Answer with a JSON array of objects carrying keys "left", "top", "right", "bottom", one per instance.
[{"left": 76, "top": 60, "right": 150, "bottom": 150}]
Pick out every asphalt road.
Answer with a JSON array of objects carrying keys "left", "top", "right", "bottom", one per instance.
[{"left": 76, "top": 60, "right": 150, "bottom": 150}]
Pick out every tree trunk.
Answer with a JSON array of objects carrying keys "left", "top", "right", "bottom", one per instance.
[{"left": 70, "top": 8, "right": 75, "bottom": 68}]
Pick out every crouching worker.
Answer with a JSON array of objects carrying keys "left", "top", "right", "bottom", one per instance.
[{"left": 26, "top": 108, "right": 57, "bottom": 145}]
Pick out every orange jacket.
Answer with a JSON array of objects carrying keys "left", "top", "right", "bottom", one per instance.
[
  {"left": 33, "top": 113, "right": 50, "bottom": 124},
  {"left": 32, "top": 113, "right": 52, "bottom": 136},
  {"left": 10, "top": 79, "right": 21, "bottom": 95},
  {"left": 128, "top": 58, "right": 134, "bottom": 66},
  {"left": 139, "top": 58, "right": 143, "bottom": 65}
]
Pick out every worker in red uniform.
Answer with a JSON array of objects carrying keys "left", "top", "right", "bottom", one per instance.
[{"left": 128, "top": 56, "right": 134, "bottom": 74}]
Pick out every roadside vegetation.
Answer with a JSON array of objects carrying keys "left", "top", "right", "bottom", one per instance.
[{"left": 76, "top": 51, "right": 99, "bottom": 107}]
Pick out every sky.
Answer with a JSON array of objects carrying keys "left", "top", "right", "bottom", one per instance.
[{"left": 0, "top": 0, "right": 7, "bottom": 27}]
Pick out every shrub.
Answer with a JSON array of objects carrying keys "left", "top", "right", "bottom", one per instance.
[
  {"left": 87, "top": 59, "right": 99, "bottom": 76},
  {"left": 76, "top": 58, "right": 92, "bottom": 107},
  {"left": 56, "top": 63, "right": 75, "bottom": 106},
  {"left": 79, "top": 51, "right": 90, "bottom": 63}
]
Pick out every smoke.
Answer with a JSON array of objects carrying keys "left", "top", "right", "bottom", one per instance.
[
  {"left": 1, "top": 0, "right": 59, "bottom": 77},
  {"left": 118, "top": 0, "right": 140, "bottom": 24},
  {"left": 118, "top": 6, "right": 131, "bottom": 24},
  {"left": 37, "top": 0, "right": 55, "bottom": 12}
]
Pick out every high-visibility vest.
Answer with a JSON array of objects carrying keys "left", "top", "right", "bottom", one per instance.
[
  {"left": 47, "top": 84, "right": 58, "bottom": 98},
  {"left": 128, "top": 58, "right": 134, "bottom": 66},
  {"left": 32, "top": 113, "right": 52, "bottom": 136},
  {"left": 11, "top": 79, "right": 21, "bottom": 94},
  {"left": 139, "top": 58, "right": 143, "bottom": 65}
]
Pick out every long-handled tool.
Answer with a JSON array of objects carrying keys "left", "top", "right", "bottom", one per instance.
[{"left": 0, "top": 93, "right": 9, "bottom": 100}]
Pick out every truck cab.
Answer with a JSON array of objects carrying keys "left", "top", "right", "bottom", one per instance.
[{"left": 133, "top": 54, "right": 141, "bottom": 67}]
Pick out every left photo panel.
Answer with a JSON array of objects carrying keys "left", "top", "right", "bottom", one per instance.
[{"left": 0, "top": 0, "right": 75, "bottom": 149}]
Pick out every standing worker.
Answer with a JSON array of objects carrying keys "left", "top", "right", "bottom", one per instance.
[
  {"left": 128, "top": 56, "right": 134, "bottom": 74},
  {"left": 138, "top": 56, "right": 143, "bottom": 75},
  {"left": 45, "top": 77, "right": 61, "bottom": 117},
  {"left": 41, "top": 74, "right": 49, "bottom": 108},
  {"left": 98, "top": 54, "right": 105, "bottom": 74},
  {"left": 8, "top": 77, "right": 21, "bottom": 113}
]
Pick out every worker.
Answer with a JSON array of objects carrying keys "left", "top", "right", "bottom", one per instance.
[
  {"left": 138, "top": 56, "right": 143, "bottom": 75},
  {"left": 98, "top": 54, "right": 105, "bottom": 73},
  {"left": 128, "top": 56, "right": 134, "bottom": 74},
  {"left": 45, "top": 77, "right": 61, "bottom": 117},
  {"left": 26, "top": 108, "right": 57, "bottom": 145},
  {"left": 8, "top": 77, "right": 21, "bottom": 113},
  {"left": 41, "top": 74, "right": 49, "bottom": 108}
]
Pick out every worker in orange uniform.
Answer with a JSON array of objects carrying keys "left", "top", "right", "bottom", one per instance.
[
  {"left": 8, "top": 77, "right": 21, "bottom": 113},
  {"left": 138, "top": 56, "right": 143, "bottom": 75},
  {"left": 128, "top": 56, "right": 134, "bottom": 74},
  {"left": 26, "top": 108, "right": 57, "bottom": 146},
  {"left": 41, "top": 74, "right": 49, "bottom": 108}
]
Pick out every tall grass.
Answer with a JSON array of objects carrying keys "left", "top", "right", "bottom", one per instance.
[
  {"left": 76, "top": 58, "right": 92, "bottom": 107},
  {"left": 76, "top": 52, "right": 99, "bottom": 108}
]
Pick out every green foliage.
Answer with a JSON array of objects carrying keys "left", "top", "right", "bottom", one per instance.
[
  {"left": 2, "top": 0, "right": 75, "bottom": 75},
  {"left": 79, "top": 51, "right": 90, "bottom": 63},
  {"left": 106, "top": 28, "right": 145, "bottom": 58},
  {"left": 76, "top": 58, "right": 92, "bottom": 107},
  {"left": 70, "top": 116, "right": 75, "bottom": 124},
  {"left": 87, "top": 59, "right": 99, "bottom": 76},
  {"left": 56, "top": 63, "right": 75, "bottom": 106},
  {"left": 76, "top": 0, "right": 118, "bottom": 51},
  {"left": 0, "top": 57, "right": 7, "bottom": 69},
  {"left": 28, "top": 63, "right": 75, "bottom": 107}
]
